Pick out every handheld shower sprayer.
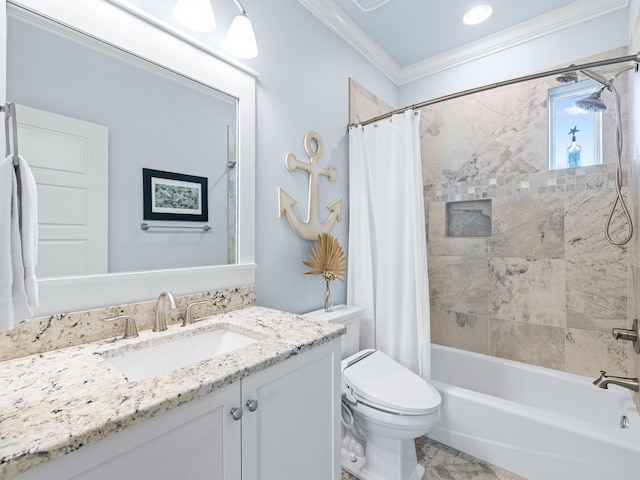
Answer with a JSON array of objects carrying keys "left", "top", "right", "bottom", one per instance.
[{"left": 556, "top": 60, "right": 638, "bottom": 246}]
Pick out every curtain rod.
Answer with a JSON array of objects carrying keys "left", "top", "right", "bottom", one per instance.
[{"left": 349, "top": 53, "right": 640, "bottom": 128}]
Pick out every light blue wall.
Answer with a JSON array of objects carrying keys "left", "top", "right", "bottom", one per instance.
[
  {"left": 398, "top": 9, "right": 631, "bottom": 106},
  {"left": 237, "top": 0, "right": 398, "bottom": 313}
]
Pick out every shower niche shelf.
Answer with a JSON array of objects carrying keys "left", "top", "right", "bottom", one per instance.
[{"left": 445, "top": 200, "right": 492, "bottom": 238}]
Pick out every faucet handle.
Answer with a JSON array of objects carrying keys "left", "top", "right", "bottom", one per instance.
[
  {"left": 184, "top": 301, "right": 208, "bottom": 326},
  {"left": 612, "top": 319, "right": 640, "bottom": 354},
  {"left": 104, "top": 315, "right": 139, "bottom": 339}
]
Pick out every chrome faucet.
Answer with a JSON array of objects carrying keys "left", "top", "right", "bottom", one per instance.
[
  {"left": 593, "top": 371, "right": 639, "bottom": 392},
  {"left": 154, "top": 290, "right": 179, "bottom": 332}
]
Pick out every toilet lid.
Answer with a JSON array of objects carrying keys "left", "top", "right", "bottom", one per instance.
[{"left": 342, "top": 350, "right": 441, "bottom": 415}]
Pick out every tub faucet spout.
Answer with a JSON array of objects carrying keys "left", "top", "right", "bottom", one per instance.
[{"left": 593, "top": 371, "right": 639, "bottom": 392}]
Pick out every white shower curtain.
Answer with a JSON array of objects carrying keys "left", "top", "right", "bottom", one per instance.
[{"left": 347, "top": 110, "right": 431, "bottom": 381}]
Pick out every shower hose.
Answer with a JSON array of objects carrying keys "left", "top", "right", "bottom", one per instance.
[{"left": 605, "top": 84, "right": 633, "bottom": 246}]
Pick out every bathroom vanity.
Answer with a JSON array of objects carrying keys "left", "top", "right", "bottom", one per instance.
[{"left": 0, "top": 307, "right": 344, "bottom": 480}]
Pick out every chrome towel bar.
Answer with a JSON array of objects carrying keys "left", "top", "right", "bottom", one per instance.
[{"left": 140, "top": 222, "right": 211, "bottom": 232}]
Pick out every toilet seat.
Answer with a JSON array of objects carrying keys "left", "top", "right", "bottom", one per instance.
[{"left": 342, "top": 349, "right": 441, "bottom": 415}]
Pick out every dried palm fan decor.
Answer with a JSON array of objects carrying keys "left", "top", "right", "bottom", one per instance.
[{"left": 303, "top": 233, "right": 346, "bottom": 311}]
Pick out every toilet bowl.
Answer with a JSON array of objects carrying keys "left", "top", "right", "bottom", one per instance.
[{"left": 304, "top": 306, "right": 441, "bottom": 480}]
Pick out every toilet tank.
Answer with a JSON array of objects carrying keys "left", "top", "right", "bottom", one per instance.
[{"left": 304, "top": 305, "right": 363, "bottom": 359}]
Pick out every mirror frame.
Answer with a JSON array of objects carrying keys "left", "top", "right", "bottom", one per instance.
[{"left": 2, "top": 0, "right": 256, "bottom": 316}]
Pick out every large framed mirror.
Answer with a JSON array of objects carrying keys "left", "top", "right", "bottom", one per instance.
[{"left": 2, "top": 0, "right": 256, "bottom": 316}]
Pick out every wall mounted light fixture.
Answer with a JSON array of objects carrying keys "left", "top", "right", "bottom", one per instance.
[
  {"left": 173, "top": 0, "right": 258, "bottom": 58},
  {"left": 224, "top": 0, "right": 259, "bottom": 59}
]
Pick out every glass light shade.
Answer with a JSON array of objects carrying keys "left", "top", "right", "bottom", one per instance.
[
  {"left": 463, "top": 5, "right": 493, "bottom": 25},
  {"left": 351, "top": 0, "right": 391, "bottom": 12},
  {"left": 224, "top": 14, "right": 258, "bottom": 59},
  {"left": 173, "top": 0, "right": 216, "bottom": 32}
]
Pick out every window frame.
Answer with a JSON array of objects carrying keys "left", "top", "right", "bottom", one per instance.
[{"left": 548, "top": 79, "right": 603, "bottom": 171}]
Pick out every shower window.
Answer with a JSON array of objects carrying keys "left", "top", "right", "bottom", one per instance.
[{"left": 548, "top": 80, "right": 602, "bottom": 171}]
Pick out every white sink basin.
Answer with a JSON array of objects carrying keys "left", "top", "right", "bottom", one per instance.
[{"left": 104, "top": 328, "right": 259, "bottom": 381}]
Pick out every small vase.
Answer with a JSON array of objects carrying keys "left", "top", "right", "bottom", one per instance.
[{"left": 324, "top": 280, "right": 333, "bottom": 312}]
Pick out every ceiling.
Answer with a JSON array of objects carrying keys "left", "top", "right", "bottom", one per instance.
[{"left": 300, "top": 0, "right": 629, "bottom": 84}]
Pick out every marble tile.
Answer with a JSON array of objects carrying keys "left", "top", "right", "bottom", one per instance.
[
  {"left": 490, "top": 192, "right": 565, "bottom": 259},
  {"left": 566, "top": 260, "right": 627, "bottom": 333},
  {"left": 428, "top": 201, "right": 489, "bottom": 257},
  {"left": 565, "top": 328, "right": 628, "bottom": 377},
  {"left": 348, "top": 78, "right": 392, "bottom": 126},
  {"left": 431, "top": 309, "right": 489, "bottom": 354},
  {"left": 630, "top": 29, "right": 640, "bottom": 413},
  {"left": 489, "top": 318, "right": 565, "bottom": 370},
  {"left": 630, "top": 265, "right": 640, "bottom": 411},
  {"left": 629, "top": 143, "right": 640, "bottom": 265},
  {"left": 474, "top": 81, "right": 550, "bottom": 176},
  {"left": 489, "top": 257, "right": 566, "bottom": 327},
  {"left": 341, "top": 437, "right": 524, "bottom": 480},
  {"left": 425, "top": 463, "right": 519, "bottom": 480},
  {"left": 428, "top": 256, "right": 489, "bottom": 316},
  {"left": 419, "top": 437, "right": 525, "bottom": 480},
  {"left": 419, "top": 79, "right": 549, "bottom": 186},
  {"left": 565, "top": 188, "right": 628, "bottom": 262},
  {"left": 446, "top": 200, "right": 492, "bottom": 237}
]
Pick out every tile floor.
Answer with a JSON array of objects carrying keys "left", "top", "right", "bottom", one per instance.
[{"left": 341, "top": 436, "right": 525, "bottom": 480}]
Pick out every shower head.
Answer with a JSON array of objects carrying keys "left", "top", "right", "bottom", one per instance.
[
  {"left": 575, "top": 89, "right": 607, "bottom": 112},
  {"left": 555, "top": 67, "right": 616, "bottom": 87},
  {"left": 556, "top": 66, "right": 578, "bottom": 83},
  {"left": 556, "top": 71, "right": 578, "bottom": 83}
]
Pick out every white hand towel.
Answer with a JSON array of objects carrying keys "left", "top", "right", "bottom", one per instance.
[
  {"left": 11, "top": 167, "right": 31, "bottom": 322},
  {"left": 17, "top": 156, "right": 38, "bottom": 308},
  {"left": 0, "top": 155, "right": 38, "bottom": 330}
]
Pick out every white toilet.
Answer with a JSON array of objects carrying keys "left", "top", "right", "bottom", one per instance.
[{"left": 304, "top": 305, "right": 441, "bottom": 480}]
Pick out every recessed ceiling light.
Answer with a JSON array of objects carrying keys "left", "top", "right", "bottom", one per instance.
[{"left": 463, "top": 5, "right": 493, "bottom": 25}]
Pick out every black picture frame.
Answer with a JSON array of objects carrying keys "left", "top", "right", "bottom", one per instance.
[{"left": 143, "top": 168, "right": 209, "bottom": 222}]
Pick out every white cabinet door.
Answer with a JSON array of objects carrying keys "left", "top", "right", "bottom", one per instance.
[
  {"left": 13, "top": 340, "right": 340, "bottom": 480},
  {"left": 15, "top": 382, "right": 241, "bottom": 480},
  {"left": 241, "top": 339, "right": 341, "bottom": 480}
]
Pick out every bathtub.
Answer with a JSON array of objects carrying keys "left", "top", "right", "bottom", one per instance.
[{"left": 429, "top": 344, "right": 640, "bottom": 480}]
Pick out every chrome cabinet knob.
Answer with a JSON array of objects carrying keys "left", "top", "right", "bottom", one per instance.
[
  {"left": 230, "top": 407, "right": 243, "bottom": 421},
  {"left": 246, "top": 399, "right": 259, "bottom": 412}
]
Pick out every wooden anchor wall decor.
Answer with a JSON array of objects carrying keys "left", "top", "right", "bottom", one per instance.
[{"left": 278, "top": 131, "right": 342, "bottom": 240}]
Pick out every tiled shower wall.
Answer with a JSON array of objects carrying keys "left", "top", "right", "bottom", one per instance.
[
  {"left": 350, "top": 47, "right": 633, "bottom": 379},
  {"left": 628, "top": 9, "right": 640, "bottom": 412}
]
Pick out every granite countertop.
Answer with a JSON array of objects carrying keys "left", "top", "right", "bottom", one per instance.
[{"left": 0, "top": 306, "right": 344, "bottom": 479}]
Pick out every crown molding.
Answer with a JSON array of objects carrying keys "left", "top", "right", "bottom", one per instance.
[
  {"left": 299, "top": 0, "right": 629, "bottom": 86},
  {"left": 297, "top": 0, "right": 401, "bottom": 83}
]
